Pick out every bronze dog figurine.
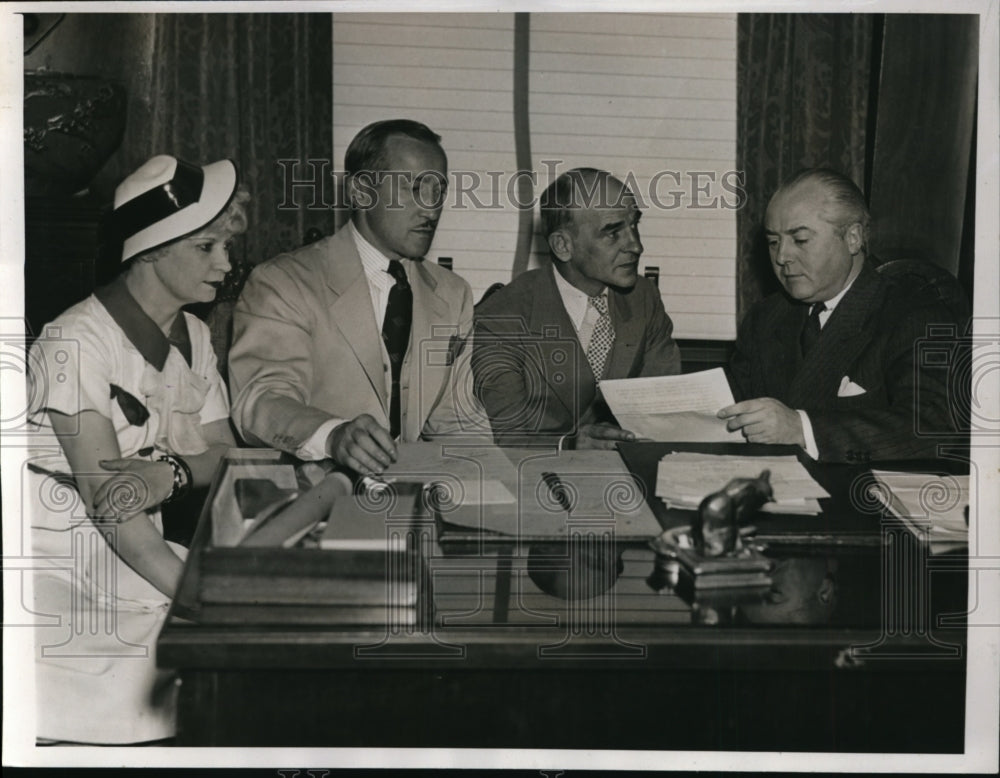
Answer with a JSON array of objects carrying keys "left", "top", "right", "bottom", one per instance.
[{"left": 692, "top": 470, "right": 774, "bottom": 557}]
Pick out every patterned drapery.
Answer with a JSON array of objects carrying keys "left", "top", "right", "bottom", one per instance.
[
  {"left": 148, "top": 13, "right": 334, "bottom": 301},
  {"left": 736, "top": 14, "right": 874, "bottom": 321}
]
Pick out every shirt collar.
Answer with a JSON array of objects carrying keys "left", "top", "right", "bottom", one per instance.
[
  {"left": 819, "top": 270, "right": 859, "bottom": 315},
  {"left": 94, "top": 276, "right": 191, "bottom": 371},
  {"left": 350, "top": 222, "right": 407, "bottom": 288},
  {"left": 552, "top": 264, "right": 606, "bottom": 331}
]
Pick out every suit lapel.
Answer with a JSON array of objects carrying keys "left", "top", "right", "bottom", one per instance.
[
  {"left": 405, "top": 261, "right": 449, "bottom": 440},
  {"left": 605, "top": 289, "right": 641, "bottom": 379},
  {"left": 788, "top": 261, "right": 881, "bottom": 405},
  {"left": 322, "top": 229, "right": 387, "bottom": 413},
  {"left": 530, "top": 269, "right": 596, "bottom": 416}
]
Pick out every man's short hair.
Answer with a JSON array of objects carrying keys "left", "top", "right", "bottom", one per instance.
[
  {"left": 780, "top": 167, "right": 871, "bottom": 245},
  {"left": 540, "top": 167, "right": 624, "bottom": 239},
  {"left": 344, "top": 119, "right": 443, "bottom": 178}
]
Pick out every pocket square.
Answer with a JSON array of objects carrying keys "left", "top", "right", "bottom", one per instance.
[
  {"left": 110, "top": 384, "right": 150, "bottom": 426},
  {"left": 837, "top": 376, "right": 867, "bottom": 397}
]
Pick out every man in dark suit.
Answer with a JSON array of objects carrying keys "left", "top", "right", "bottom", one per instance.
[
  {"left": 473, "top": 168, "right": 681, "bottom": 448},
  {"left": 720, "top": 168, "right": 965, "bottom": 463},
  {"left": 229, "top": 119, "right": 485, "bottom": 475}
]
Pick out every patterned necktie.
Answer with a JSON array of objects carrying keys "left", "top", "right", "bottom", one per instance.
[
  {"left": 800, "top": 301, "right": 827, "bottom": 356},
  {"left": 381, "top": 260, "right": 412, "bottom": 439},
  {"left": 586, "top": 294, "right": 615, "bottom": 380}
]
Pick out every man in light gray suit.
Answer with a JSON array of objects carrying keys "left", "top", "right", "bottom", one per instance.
[{"left": 229, "top": 119, "right": 481, "bottom": 474}]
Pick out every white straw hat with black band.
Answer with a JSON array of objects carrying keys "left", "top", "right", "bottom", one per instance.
[{"left": 114, "top": 155, "right": 238, "bottom": 262}]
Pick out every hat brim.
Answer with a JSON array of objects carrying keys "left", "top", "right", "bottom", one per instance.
[{"left": 121, "top": 159, "right": 238, "bottom": 262}]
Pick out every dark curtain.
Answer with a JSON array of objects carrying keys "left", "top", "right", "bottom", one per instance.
[
  {"left": 145, "top": 13, "right": 333, "bottom": 372},
  {"left": 736, "top": 14, "right": 874, "bottom": 321},
  {"left": 148, "top": 13, "right": 334, "bottom": 300}
]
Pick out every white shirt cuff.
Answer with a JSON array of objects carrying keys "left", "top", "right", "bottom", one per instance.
[
  {"left": 297, "top": 418, "right": 346, "bottom": 461},
  {"left": 797, "top": 410, "right": 819, "bottom": 460}
]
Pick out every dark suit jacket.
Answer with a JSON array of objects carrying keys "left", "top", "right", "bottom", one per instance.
[
  {"left": 228, "top": 227, "right": 479, "bottom": 454},
  {"left": 727, "top": 260, "right": 967, "bottom": 463},
  {"left": 472, "top": 267, "right": 681, "bottom": 445}
]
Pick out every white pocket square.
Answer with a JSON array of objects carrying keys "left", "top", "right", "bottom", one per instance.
[{"left": 837, "top": 376, "right": 867, "bottom": 397}]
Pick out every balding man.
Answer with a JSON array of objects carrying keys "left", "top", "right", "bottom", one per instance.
[
  {"left": 473, "top": 167, "right": 681, "bottom": 448},
  {"left": 719, "top": 168, "right": 965, "bottom": 463}
]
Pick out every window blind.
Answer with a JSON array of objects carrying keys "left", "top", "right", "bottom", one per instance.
[{"left": 332, "top": 12, "right": 737, "bottom": 339}]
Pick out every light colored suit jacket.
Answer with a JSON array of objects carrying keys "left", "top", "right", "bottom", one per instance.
[
  {"left": 229, "top": 227, "right": 483, "bottom": 454},
  {"left": 473, "top": 267, "right": 682, "bottom": 446}
]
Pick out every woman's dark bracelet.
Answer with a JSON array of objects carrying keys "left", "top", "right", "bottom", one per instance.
[{"left": 158, "top": 453, "right": 192, "bottom": 503}]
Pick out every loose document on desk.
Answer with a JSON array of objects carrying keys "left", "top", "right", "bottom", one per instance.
[
  {"left": 380, "top": 441, "right": 518, "bottom": 504},
  {"left": 600, "top": 367, "right": 743, "bottom": 442},
  {"left": 379, "top": 443, "right": 661, "bottom": 540},
  {"left": 656, "top": 453, "right": 829, "bottom": 514},
  {"left": 870, "top": 470, "right": 969, "bottom": 553}
]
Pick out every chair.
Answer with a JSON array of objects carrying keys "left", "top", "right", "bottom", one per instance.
[
  {"left": 476, "top": 282, "right": 506, "bottom": 308},
  {"left": 873, "top": 258, "right": 971, "bottom": 324}
]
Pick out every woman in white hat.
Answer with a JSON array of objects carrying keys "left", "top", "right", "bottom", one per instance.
[{"left": 28, "top": 155, "right": 248, "bottom": 744}]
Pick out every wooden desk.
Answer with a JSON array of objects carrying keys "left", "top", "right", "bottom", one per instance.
[{"left": 158, "top": 444, "right": 968, "bottom": 750}]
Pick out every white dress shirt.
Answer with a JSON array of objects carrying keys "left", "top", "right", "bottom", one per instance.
[{"left": 551, "top": 264, "right": 607, "bottom": 352}]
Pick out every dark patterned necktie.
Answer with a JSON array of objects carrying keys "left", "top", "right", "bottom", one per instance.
[
  {"left": 381, "top": 260, "right": 412, "bottom": 439},
  {"left": 586, "top": 294, "right": 615, "bottom": 380},
  {"left": 800, "top": 301, "right": 827, "bottom": 356}
]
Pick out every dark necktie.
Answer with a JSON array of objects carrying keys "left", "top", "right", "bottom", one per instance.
[
  {"left": 381, "top": 259, "right": 412, "bottom": 439},
  {"left": 800, "top": 301, "right": 827, "bottom": 356}
]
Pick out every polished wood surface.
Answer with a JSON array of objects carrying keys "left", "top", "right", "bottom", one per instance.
[{"left": 159, "top": 444, "right": 968, "bottom": 750}]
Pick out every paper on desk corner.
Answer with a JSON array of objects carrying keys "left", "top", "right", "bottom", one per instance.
[
  {"left": 600, "top": 368, "right": 742, "bottom": 442},
  {"left": 870, "top": 470, "right": 969, "bottom": 552}
]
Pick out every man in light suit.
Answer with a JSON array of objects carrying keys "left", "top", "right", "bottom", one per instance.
[
  {"left": 720, "top": 168, "right": 966, "bottom": 463},
  {"left": 229, "top": 119, "right": 482, "bottom": 474},
  {"left": 473, "top": 168, "right": 681, "bottom": 448}
]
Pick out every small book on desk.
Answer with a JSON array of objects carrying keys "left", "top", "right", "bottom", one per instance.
[{"left": 318, "top": 488, "right": 424, "bottom": 552}]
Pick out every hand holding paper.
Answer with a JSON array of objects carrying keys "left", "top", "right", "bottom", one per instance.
[
  {"left": 600, "top": 368, "right": 743, "bottom": 443},
  {"left": 717, "top": 397, "right": 806, "bottom": 446}
]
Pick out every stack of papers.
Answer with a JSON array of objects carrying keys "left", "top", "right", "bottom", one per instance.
[
  {"left": 870, "top": 470, "right": 969, "bottom": 553},
  {"left": 655, "top": 453, "right": 830, "bottom": 515},
  {"left": 600, "top": 368, "right": 743, "bottom": 443}
]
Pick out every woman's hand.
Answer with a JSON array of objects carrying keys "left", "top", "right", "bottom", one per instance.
[{"left": 92, "top": 458, "right": 175, "bottom": 522}]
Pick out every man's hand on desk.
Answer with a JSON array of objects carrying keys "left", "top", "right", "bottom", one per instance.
[
  {"left": 570, "top": 422, "right": 637, "bottom": 450},
  {"left": 326, "top": 414, "right": 398, "bottom": 475},
  {"left": 717, "top": 398, "right": 806, "bottom": 447}
]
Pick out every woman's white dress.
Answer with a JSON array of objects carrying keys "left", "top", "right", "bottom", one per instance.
[{"left": 28, "top": 290, "right": 229, "bottom": 744}]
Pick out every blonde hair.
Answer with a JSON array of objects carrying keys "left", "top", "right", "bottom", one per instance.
[
  {"left": 214, "top": 185, "right": 251, "bottom": 236},
  {"left": 133, "top": 185, "right": 251, "bottom": 264}
]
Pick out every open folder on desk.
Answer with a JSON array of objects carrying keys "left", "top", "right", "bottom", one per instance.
[
  {"left": 424, "top": 448, "right": 661, "bottom": 540},
  {"left": 375, "top": 442, "right": 520, "bottom": 537},
  {"left": 511, "top": 449, "right": 663, "bottom": 539},
  {"left": 600, "top": 368, "right": 743, "bottom": 443},
  {"left": 870, "top": 470, "right": 969, "bottom": 553},
  {"left": 380, "top": 442, "right": 517, "bottom": 502},
  {"left": 656, "top": 452, "right": 829, "bottom": 514}
]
